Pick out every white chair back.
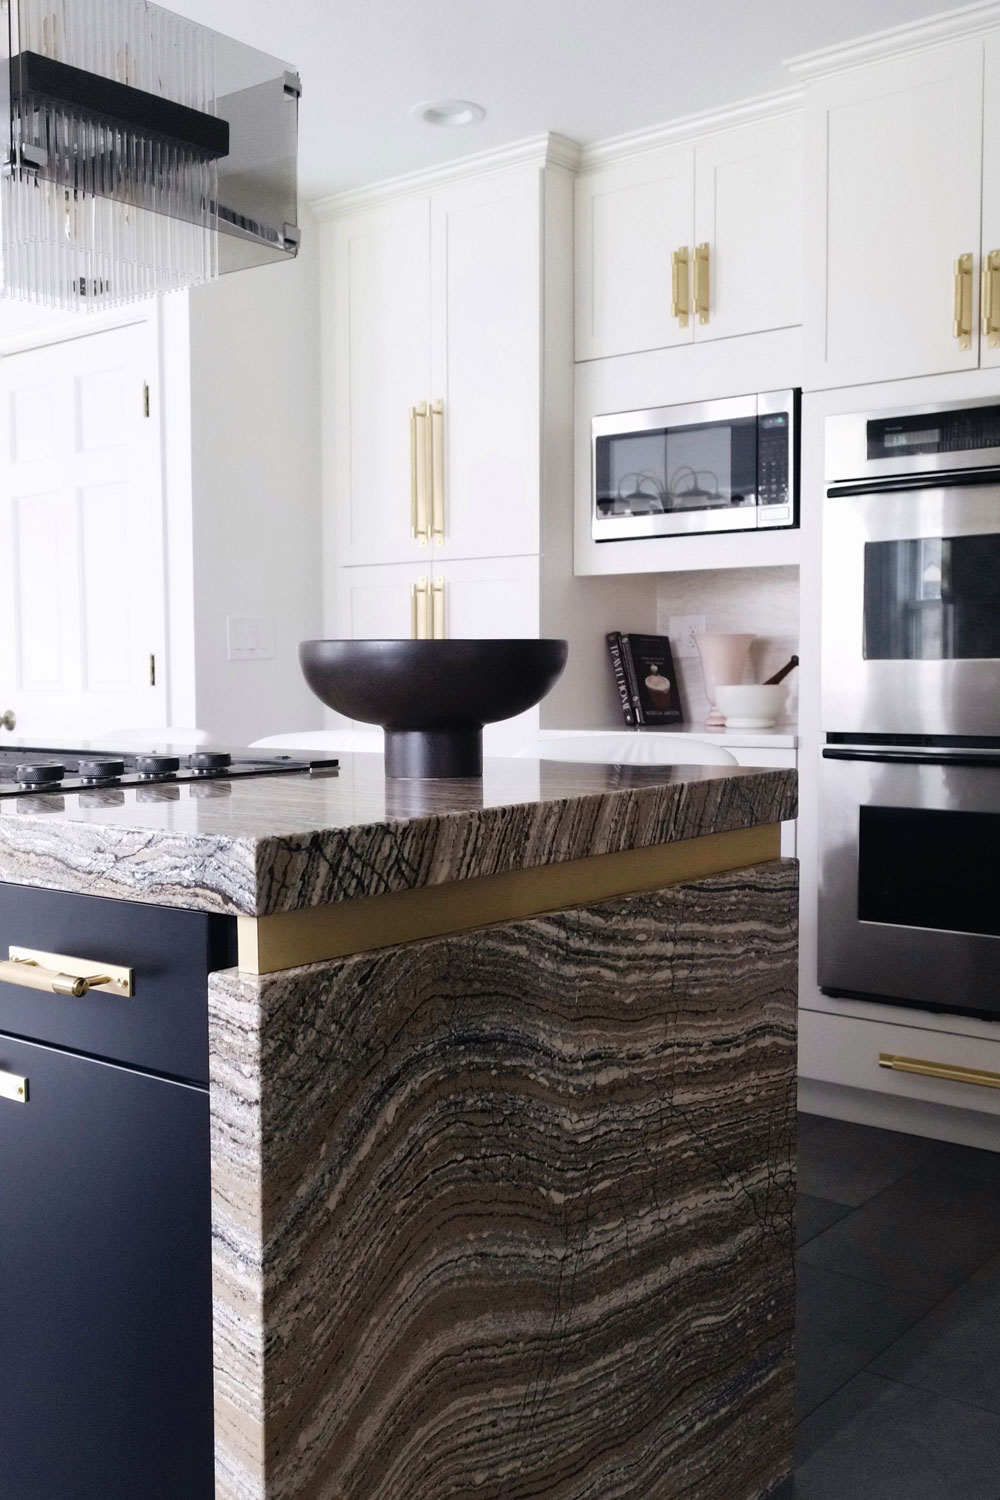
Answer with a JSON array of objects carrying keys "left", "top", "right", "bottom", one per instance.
[
  {"left": 514, "top": 732, "right": 738, "bottom": 767},
  {"left": 250, "top": 729, "right": 384, "bottom": 753}
]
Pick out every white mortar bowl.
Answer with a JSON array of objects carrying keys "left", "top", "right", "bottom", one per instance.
[{"left": 714, "top": 684, "right": 787, "bottom": 729}]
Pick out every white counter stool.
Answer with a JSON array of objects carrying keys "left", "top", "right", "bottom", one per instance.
[
  {"left": 250, "top": 729, "right": 384, "bottom": 753},
  {"left": 513, "top": 732, "right": 738, "bottom": 766}
]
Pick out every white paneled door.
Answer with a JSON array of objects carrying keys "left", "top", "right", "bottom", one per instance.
[{"left": 0, "top": 319, "right": 166, "bottom": 739}]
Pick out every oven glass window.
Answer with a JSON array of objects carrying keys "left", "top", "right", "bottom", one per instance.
[
  {"left": 864, "top": 534, "right": 1000, "bottom": 659},
  {"left": 594, "top": 416, "right": 758, "bottom": 518},
  {"left": 858, "top": 805, "right": 1000, "bottom": 938}
]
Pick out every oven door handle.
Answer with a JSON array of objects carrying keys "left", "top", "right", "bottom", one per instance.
[
  {"left": 823, "top": 747, "right": 1000, "bottom": 766},
  {"left": 827, "top": 467, "right": 1000, "bottom": 498}
]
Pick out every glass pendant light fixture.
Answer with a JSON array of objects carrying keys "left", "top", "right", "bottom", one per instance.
[{"left": 1, "top": 0, "right": 301, "bottom": 310}]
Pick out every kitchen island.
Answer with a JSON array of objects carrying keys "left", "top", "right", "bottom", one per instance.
[{"left": 0, "top": 755, "right": 797, "bottom": 1500}]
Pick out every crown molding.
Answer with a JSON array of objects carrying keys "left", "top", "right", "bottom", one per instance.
[
  {"left": 576, "top": 87, "right": 804, "bottom": 172},
  {"left": 311, "top": 132, "right": 581, "bottom": 221},
  {"left": 786, "top": 0, "right": 1000, "bottom": 79}
]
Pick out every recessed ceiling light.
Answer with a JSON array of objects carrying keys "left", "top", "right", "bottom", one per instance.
[{"left": 411, "top": 99, "right": 486, "bottom": 128}]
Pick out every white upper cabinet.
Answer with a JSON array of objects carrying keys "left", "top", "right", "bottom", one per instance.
[
  {"left": 803, "top": 41, "right": 985, "bottom": 389},
  {"left": 693, "top": 117, "right": 803, "bottom": 344},
  {"left": 575, "top": 147, "right": 695, "bottom": 360},
  {"left": 981, "top": 33, "right": 1000, "bottom": 371},
  {"left": 327, "top": 197, "right": 432, "bottom": 568},
  {"left": 574, "top": 112, "right": 803, "bottom": 362},
  {"left": 324, "top": 162, "right": 548, "bottom": 572}
]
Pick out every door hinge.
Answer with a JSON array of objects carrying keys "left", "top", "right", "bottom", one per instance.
[
  {"left": 148, "top": 654, "right": 156, "bottom": 687},
  {"left": 142, "top": 382, "right": 151, "bottom": 418}
]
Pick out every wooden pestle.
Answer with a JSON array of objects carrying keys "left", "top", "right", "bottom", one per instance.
[{"left": 763, "top": 655, "right": 799, "bottom": 687}]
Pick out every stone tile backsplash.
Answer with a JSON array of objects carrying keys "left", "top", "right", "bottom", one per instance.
[{"left": 655, "top": 566, "right": 800, "bottom": 727}]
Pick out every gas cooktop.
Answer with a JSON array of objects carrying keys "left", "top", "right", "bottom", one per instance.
[{"left": 0, "top": 745, "right": 339, "bottom": 799}]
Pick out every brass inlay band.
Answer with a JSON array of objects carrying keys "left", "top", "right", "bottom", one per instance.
[
  {"left": 237, "top": 824, "right": 782, "bottom": 975},
  {"left": 0, "top": 1069, "right": 27, "bottom": 1104},
  {"left": 4, "top": 947, "right": 133, "bottom": 999},
  {"left": 878, "top": 1053, "right": 1000, "bottom": 1091}
]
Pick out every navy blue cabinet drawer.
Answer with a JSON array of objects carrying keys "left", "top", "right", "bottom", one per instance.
[{"left": 0, "top": 883, "right": 236, "bottom": 1083}]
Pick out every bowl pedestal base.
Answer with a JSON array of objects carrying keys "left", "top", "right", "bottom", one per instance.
[{"left": 385, "top": 727, "right": 483, "bottom": 780}]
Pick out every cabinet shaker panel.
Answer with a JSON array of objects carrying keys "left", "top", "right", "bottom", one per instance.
[
  {"left": 575, "top": 147, "right": 695, "bottom": 360},
  {"left": 329, "top": 198, "right": 432, "bottom": 567},
  {"left": 431, "top": 170, "right": 541, "bottom": 560},
  {"left": 693, "top": 115, "right": 803, "bottom": 343},
  {"left": 804, "top": 41, "right": 984, "bottom": 389},
  {"left": 0, "top": 1035, "right": 213, "bottom": 1500}
]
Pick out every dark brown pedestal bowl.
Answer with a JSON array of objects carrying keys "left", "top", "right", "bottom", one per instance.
[{"left": 299, "top": 639, "right": 568, "bottom": 778}]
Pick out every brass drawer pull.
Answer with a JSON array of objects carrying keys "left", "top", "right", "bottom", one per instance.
[
  {"left": 694, "top": 241, "right": 710, "bottom": 324},
  {"left": 2, "top": 947, "right": 133, "bottom": 999},
  {"left": 410, "top": 402, "right": 431, "bottom": 545},
  {"left": 410, "top": 577, "right": 431, "bottom": 640},
  {"left": 671, "top": 245, "right": 690, "bottom": 326},
  {"left": 953, "top": 252, "right": 974, "bottom": 348},
  {"left": 430, "top": 398, "right": 445, "bottom": 545},
  {"left": 0, "top": 1069, "right": 27, "bottom": 1104},
  {"left": 982, "top": 249, "right": 1000, "bottom": 347},
  {"left": 879, "top": 1052, "right": 1000, "bottom": 1090},
  {"left": 431, "top": 576, "right": 445, "bottom": 639}
]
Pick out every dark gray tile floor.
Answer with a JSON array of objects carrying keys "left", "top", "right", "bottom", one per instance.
[{"left": 775, "top": 1113, "right": 1000, "bottom": 1500}]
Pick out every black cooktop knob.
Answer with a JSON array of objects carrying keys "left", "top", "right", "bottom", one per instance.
[
  {"left": 188, "top": 751, "right": 232, "bottom": 776},
  {"left": 16, "top": 763, "right": 65, "bottom": 786},
  {"left": 135, "top": 754, "right": 180, "bottom": 778},
  {"left": 76, "top": 758, "right": 126, "bottom": 784}
]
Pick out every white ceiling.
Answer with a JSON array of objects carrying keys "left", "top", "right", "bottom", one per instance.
[{"left": 166, "top": 0, "right": 980, "bottom": 200}]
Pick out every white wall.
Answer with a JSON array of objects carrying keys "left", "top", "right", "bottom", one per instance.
[
  {"left": 656, "top": 565, "right": 800, "bottom": 726},
  {"left": 184, "top": 206, "right": 324, "bottom": 744}
]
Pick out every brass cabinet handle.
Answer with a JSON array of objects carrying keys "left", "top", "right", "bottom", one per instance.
[
  {"left": 431, "top": 576, "right": 445, "bottom": 639},
  {"left": 2, "top": 947, "right": 133, "bottom": 999},
  {"left": 953, "top": 252, "right": 974, "bottom": 348},
  {"left": 982, "top": 249, "right": 1000, "bottom": 347},
  {"left": 430, "top": 398, "right": 445, "bottom": 545},
  {"left": 410, "top": 577, "right": 430, "bottom": 640},
  {"left": 670, "top": 246, "right": 690, "bottom": 326},
  {"left": 0, "top": 1069, "right": 27, "bottom": 1104},
  {"left": 410, "top": 403, "right": 431, "bottom": 544},
  {"left": 878, "top": 1052, "right": 1000, "bottom": 1090},
  {"left": 694, "top": 241, "right": 710, "bottom": 324}
]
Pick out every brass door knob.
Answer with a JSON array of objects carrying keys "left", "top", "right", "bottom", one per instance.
[{"left": 0, "top": 709, "right": 15, "bottom": 732}]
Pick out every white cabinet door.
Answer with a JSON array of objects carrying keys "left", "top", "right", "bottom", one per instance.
[
  {"left": 0, "top": 320, "right": 166, "bottom": 739},
  {"left": 981, "top": 34, "right": 1000, "bottom": 371},
  {"left": 804, "top": 41, "right": 984, "bottom": 389},
  {"left": 575, "top": 147, "right": 695, "bottom": 361},
  {"left": 693, "top": 116, "right": 803, "bottom": 343},
  {"left": 430, "top": 170, "right": 541, "bottom": 561},
  {"left": 328, "top": 198, "right": 432, "bottom": 567},
  {"left": 335, "top": 561, "right": 427, "bottom": 641},
  {"left": 434, "top": 555, "right": 540, "bottom": 641}
]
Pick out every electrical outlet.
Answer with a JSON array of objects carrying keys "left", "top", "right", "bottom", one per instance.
[{"left": 668, "top": 614, "right": 706, "bottom": 658}]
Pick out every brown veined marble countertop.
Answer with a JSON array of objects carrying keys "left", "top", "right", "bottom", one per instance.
[{"left": 0, "top": 754, "right": 797, "bottom": 919}]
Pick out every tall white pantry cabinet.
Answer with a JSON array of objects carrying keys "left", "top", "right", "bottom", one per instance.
[
  {"left": 314, "top": 135, "right": 644, "bottom": 739},
  {"left": 316, "top": 144, "right": 564, "bottom": 644}
]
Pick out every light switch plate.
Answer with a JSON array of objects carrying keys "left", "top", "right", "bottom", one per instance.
[
  {"left": 668, "top": 614, "right": 706, "bottom": 658},
  {"left": 227, "top": 615, "right": 275, "bottom": 662}
]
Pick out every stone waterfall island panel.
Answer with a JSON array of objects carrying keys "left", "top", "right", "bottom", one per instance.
[
  {"left": 209, "top": 860, "right": 798, "bottom": 1500},
  {"left": 0, "top": 759, "right": 797, "bottom": 916}
]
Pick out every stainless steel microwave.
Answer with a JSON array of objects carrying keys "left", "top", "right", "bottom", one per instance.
[{"left": 591, "top": 389, "right": 799, "bottom": 542}]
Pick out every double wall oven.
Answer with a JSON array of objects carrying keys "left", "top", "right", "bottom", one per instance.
[{"left": 820, "top": 398, "right": 1000, "bottom": 1021}]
